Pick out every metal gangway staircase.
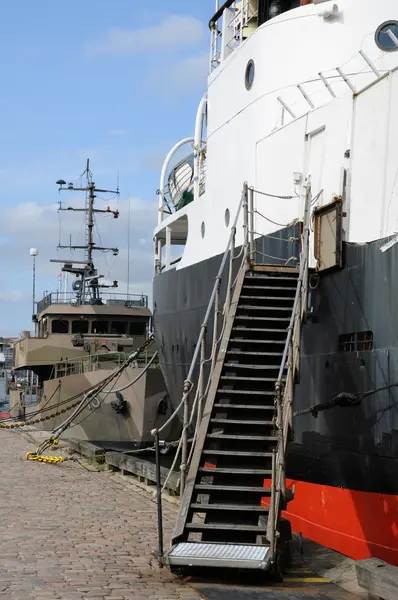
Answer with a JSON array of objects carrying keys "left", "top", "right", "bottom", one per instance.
[{"left": 152, "top": 181, "right": 312, "bottom": 576}]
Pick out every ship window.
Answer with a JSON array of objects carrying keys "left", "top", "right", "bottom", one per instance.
[
  {"left": 375, "top": 21, "right": 398, "bottom": 52},
  {"left": 129, "top": 321, "right": 147, "bottom": 336},
  {"left": 245, "top": 59, "right": 255, "bottom": 90},
  {"left": 51, "top": 319, "right": 69, "bottom": 334},
  {"left": 111, "top": 321, "right": 128, "bottom": 335},
  {"left": 338, "top": 331, "right": 373, "bottom": 352},
  {"left": 225, "top": 208, "right": 230, "bottom": 228},
  {"left": 92, "top": 320, "right": 109, "bottom": 334},
  {"left": 71, "top": 320, "right": 89, "bottom": 334},
  {"left": 201, "top": 221, "right": 205, "bottom": 238}
]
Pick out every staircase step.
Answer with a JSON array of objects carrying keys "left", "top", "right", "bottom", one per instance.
[
  {"left": 220, "top": 376, "right": 280, "bottom": 382},
  {"left": 246, "top": 275, "right": 298, "bottom": 282},
  {"left": 238, "top": 305, "right": 293, "bottom": 312},
  {"left": 233, "top": 327, "right": 287, "bottom": 333},
  {"left": 230, "top": 338, "right": 286, "bottom": 345},
  {"left": 226, "top": 350, "right": 283, "bottom": 357},
  {"left": 190, "top": 503, "right": 270, "bottom": 512},
  {"left": 203, "top": 450, "right": 274, "bottom": 458},
  {"left": 224, "top": 363, "right": 280, "bottom": 370},
  {"left": 217, "top": 390, "right": 275, "bottom": 396},
  {"left": 242, "top": 285, "right": 296, "bottom": 292},
  {"left": 235, "top": 316, "right": 291, "bottom": 322},
  {"left": 198, "top": 467, "right": 272, "bottom": 475},
  {"left": 240, "top": 295, "right": 295, "bottom": 302},
  {"left": 195, "top": 484, "right": 271, "bottom": 493},
  {"left": 207, "top": 433, "right": 277, "bottom": 441},
  {"left": 186, "top": 523, "right": 267, "bottom": 532},
  {"left": 210, "top": 419, "right": 274, "bottom": 426},
  {"left": 167, "top": 542, "right": 271, "bottom": 570},
  {"left": 214, "top": 404, "right": 274, "bottom": 411}
]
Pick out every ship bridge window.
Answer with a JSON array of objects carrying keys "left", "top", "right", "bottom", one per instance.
[
  {"left": 129, "top": 321, "right": 147, "bottom": 336},
  {"left": 375, "top": 21, "right": 398, "bottom": 52},
  {"left": 338, "top": 331, "right": 373, "bottom": 352},
  {"left": 71, "top": 320, "right": 89, "bottom": 334},
  {"left": 52, "top": 319, "right": 69, "bottom": 334},
  {"left": 92, "top": 320, "right": 109, "bottom": 334},
  {"left": 111, "top": 321, "right": 128, "bottom": 335}
]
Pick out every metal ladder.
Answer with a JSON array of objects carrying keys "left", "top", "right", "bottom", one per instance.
[{"left": 154, "top": 182, "right": 311, "bottom": 576}]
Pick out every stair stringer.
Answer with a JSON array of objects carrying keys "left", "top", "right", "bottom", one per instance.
[{"left": 171, "top": 261, "right": 250, "bottom": 546}]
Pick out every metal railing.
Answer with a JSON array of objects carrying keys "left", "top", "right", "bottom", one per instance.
[
  {"left": 267, "top": 181, "right": 311, "bottom": 558},
  {"left": 37, "top": 292, "right": 148, "bottom": 314},
  {"left": 53, "top": 350, "right": 158, "bottom": 380},
  {"left": 210, "top": 0, "right": 258, "bottom": 71}
]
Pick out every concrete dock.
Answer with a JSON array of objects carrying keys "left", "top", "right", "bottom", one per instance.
[{"left": 0, "top": 428, "right": 365, "bottom": 600}]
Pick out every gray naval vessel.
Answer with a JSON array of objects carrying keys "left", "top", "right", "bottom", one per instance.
[{"left": 10, "top": 161, "right": 173, "bottom": 445}]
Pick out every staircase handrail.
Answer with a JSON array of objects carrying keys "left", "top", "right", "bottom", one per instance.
[{"left": 268, "top": 181, "right": 312, "bottom": 558}]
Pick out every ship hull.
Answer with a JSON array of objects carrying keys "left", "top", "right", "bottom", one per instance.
[
  {"left": 9, "top": 364, "right": 176, "bottom": 446},
  {"left": 153, "top": 231, "right": 398, "bottom": 565}
]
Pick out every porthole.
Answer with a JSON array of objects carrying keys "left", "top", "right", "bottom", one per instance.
[
  {"left": 224, "top": 208, "right": 230, "bottom": 228},
  {"left": 245, "top": 59, "right": 255, "bottom": 90},
  {"left": 375, "top": 21, "right": 398, "bottom": 52},
  {"left": 201, "top": 221, "right": 205, "bottom": 238}
]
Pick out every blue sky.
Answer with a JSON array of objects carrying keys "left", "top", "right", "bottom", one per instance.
[{"left": 0, "top": 0, "right": 213, "bottom": 336}]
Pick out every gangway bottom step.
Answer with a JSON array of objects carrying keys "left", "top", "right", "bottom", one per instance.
[{"left": 166, "top": 542, "right": 271, "bottom": 570}]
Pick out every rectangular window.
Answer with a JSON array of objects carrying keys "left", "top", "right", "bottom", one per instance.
[
  {"left": 52, "top": 320, "right": 69, "bottom": 334},
  {"left": 72, "top": 320, "right": 89, "bottom": 334},
  {"left": 129, "top": 321, "right": 147, "bottom": 336},
  {"left": 92, "top": 321, "right": 109, "bottom": 334},
  {"left": 338, "top": 331, "right": 373, "bottom": 352},
  {"left": 111, "top": 321, "right": 128, "bottom": 335}
]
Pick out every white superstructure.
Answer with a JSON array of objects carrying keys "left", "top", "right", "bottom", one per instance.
[{"left": 154, "top": 0, "right": 398, "bottom": 271}]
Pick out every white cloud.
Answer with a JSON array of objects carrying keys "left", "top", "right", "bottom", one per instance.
[
  {"left": 0, "top": 196, "right": 157, "bottom": 301},
  {"left": 87, "top": 15, "right": 205, "bottom": 58},
  {"left": 148, "top": 51, "right": 208, "bottom": 97},
  {"left": 169, "top": 52, "right": 208, "bottom": 92}
]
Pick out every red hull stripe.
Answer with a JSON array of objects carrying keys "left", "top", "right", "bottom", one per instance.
[{"left": 262, "top": 479, "right": 398, "bottom": 566}]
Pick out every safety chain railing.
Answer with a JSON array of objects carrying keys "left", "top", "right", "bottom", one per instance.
[
  {"left": 267, "top": 180, "right": 312, "bottom": 562},
  {"left": 152, "top": 182, "right": 251, "bottom": 563}
]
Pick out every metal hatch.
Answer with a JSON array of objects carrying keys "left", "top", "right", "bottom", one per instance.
[{"left": 313, "top": 197, "right": 343, "bottom": 272}]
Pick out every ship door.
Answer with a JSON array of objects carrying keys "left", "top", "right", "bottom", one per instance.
[{"left": 313, "top": 198, "right": 343, "bottom": 272}]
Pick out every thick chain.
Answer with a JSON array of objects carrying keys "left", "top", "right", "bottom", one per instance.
[{"left": 0, "top": 397, "right": 82, "bottom": 429}]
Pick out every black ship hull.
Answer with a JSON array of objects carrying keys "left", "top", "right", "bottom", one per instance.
[{"left": 153, "top": 230, "right": 398, "bottom": 565}]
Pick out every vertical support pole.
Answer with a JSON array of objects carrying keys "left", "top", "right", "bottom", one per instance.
[
  {"left": 155, "top": 432, "right": 164, "bottom": 567},
  {"left": 32, "top": 254, "right": 36, "bottom": 319},
  {"left": 199, "top": 333, "right": 206, "bottom": 420},
  {"left": 180, "top": 382, "right": 191, "bottom": 494},
  {"left": 249, "top": 186, "right": 255, "bottom": 263},
  {"left": 268, "top": 449, "right": 277, "bottom": 561},
  {"left": 211, "top": 283, "right": 219, "bottom": 373},
  {"left": 242, "top": 182, "right": 249, "bottom": 263},
  {"left": 165, "top": 226, "right": 171, "bottom": 270}
]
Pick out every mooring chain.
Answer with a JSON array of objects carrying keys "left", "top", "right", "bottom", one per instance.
[{"left": 0, "top": 397, "right": 83, "bottom": 429}]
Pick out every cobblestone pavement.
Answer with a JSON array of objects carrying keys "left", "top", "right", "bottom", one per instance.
[{"left": 0, "top": 429, "right": 202, "bottom": 600}]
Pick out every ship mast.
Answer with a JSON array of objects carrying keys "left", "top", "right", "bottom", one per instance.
[{"left": 52, "top": 159, "right": 120, "bottom": 305}]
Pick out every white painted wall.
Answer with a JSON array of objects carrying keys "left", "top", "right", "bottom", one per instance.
[{"left": 349, "top": 69, "right": 398, "bottom": 243}]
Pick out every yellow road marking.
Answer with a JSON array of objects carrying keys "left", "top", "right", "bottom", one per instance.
[{"left": 284, "top": 577, "right": 329, "bottom": 583}]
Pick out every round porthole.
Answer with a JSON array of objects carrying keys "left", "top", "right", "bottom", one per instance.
[
  {"left": 375, "top": 21, "right": 398, "bottom": 52},
  {"left": 224, "top": 208, "right": 230, "bottom": 228},
  {"left": 201, "top": 221, "right": 205, "bottom": 238},
  {"left": 245, "top": 59, "right": 255, "bottom": 90}
]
